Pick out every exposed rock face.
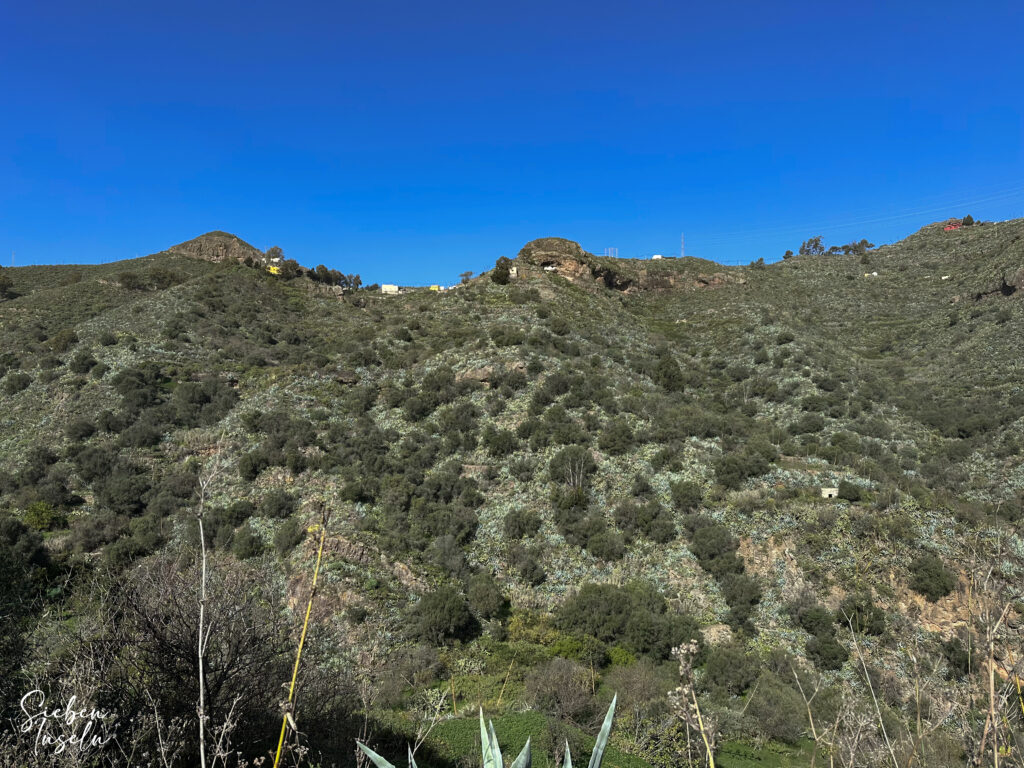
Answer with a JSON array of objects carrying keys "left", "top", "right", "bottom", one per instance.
[
  {"left": 161, "top": 231, "right": 264, "bottom": 264},
  {"left": 515, "top": 237, "right": 740, "bottom": 293},
  {"left": 974, "top": 266, "right": 1024, "bottom": 300},
  {"left": 516, "top": 237, "right": 636, "bottom": 292}
]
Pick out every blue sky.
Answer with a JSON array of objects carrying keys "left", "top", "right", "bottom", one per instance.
[{"left": 2, "top": 0, "right": 1022, "bottom": 285}]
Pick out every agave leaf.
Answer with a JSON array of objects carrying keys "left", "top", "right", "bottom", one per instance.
[
  {"left": 408, "top": 745, "right": 419, "bottom": 768},
  {"left": 480, "top": 709, "right": 499, "bottom": 768},
  {"left": 586, "top": 694, "right": 617, "bottom": 768},
  {"left": 509, "top": 736, "right": 531, "bottom": 768},
  {"left": 356, "top": 741, "right": 397, "bottom": 768},
  {"left": 562, "top": 741, "right": 572, "bottom": 768},
  {"left": 479, "top": 709, "right": 490, "bottom": 765},
  {"left": 488, "top": 719, "right": 504, "bottom": 768}
]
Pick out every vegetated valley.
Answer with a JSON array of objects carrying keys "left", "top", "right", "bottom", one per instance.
[{"left": 1, "top": 220, "right": 1022, "bottom": 767}]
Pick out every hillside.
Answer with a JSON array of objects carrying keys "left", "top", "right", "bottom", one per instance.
[{"left": 0, "top": 221, "right": 1022, "bottom": 768}]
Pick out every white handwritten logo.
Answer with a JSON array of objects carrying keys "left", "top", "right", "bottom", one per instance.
[{"left": 17, "top": 690, "right": 117, "bottom": 756}]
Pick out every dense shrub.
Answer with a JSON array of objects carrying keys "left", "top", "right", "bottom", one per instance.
[
  {"left": 481, "top": 426, "right": 518, "bottom": 457},
  {"left": 549, "top": 445, "right": 597, "bottom": 487},
  {"left": 504, "top": 508, "right": 542, "bottom": 539},
  {"left": 703, "top": 642, "right": 758, "bottom": 695},
  {"left": 466, "top": 572, "right": 507, "bottom": 619},
  {"left": 259, "top": 490, "right": 297, "bottom": 519},
  {"left": 670, "top": 480, "right": 703, "bottom": 512},
  {"left": 21, "top": 501, "right": 67, "bottom": 532},
  {"left": 836, "top": 592, "right": 885, "bottom": 635},
  {"left": 598, "top": 418, "right": 634, "bottom": 455},
  {"left": 411, "top": 585, "right": 479, "bottom": 644},
  {"left": 273, "top": 518, "right": 305, "bottom": 556},
  {"left": 745, "top": 672, "right": 806, "bottom": 744},
  {"left": 65, "top": 418, "right": 96, "bottom": 441},
  {"left": 689, "top": 524, "right": 742, "bottom": 578},
  {"left": 3, "top": 372, "right": 31, "bottom": 394},
  {"left": 806, "top": 632, "right": 849, "bottom": 671},
  {"left": 714, "top": 450, "right": 770, "bottom": 489},
  {"left": 837, "top": 480, "right": 862, "bottom": 502},
  {"left": 909, "top": 553, "right": 957, "bottom": 602},
  {"left": 556, "top": 581, "right": 698, "bottom": 660},
  {"left": 614, "top": 499, "right": 676, "bottom": 543}
]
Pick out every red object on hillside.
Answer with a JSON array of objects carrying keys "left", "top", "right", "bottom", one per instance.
[{"left": 944, "top": 222, "right": 962, "bottom": 231}]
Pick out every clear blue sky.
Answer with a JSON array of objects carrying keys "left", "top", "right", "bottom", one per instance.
[{"left": 2, "top": 0, "right": 1022, "bottom": 285}]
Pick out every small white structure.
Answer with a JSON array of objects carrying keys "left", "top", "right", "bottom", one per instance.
[
  {"left": 381, "top": 284, "right": 399, "bottom": 295},
  {"left": 821, "top": 487, "right": 839, "bottom": 499},
  {"left": 941, "top": 275, "right": 951, "bottom": 280},
  {"left": 543, "top": 265, "right": 557, "bottom": 272},
  {"left": 509, "top": 265, "right": 518, "bottom": 278},
  {"left": 652, "top": 254, "right": 664, "bottom": 260}
]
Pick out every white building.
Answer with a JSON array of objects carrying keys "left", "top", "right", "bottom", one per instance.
[{"left": 381, "top": 284, "right": 399, "bottom": 295}]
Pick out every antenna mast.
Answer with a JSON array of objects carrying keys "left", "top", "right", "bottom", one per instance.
[{"left": 680, "top": 233, "right": 685, "bottom": 259}]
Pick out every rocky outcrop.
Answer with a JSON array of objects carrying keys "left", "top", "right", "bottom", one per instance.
[
  {"left": 516, "top": 237, "right": 635, "bottom": 292},
  {"left": 973, "top": 267, "right": 1023, "bottom": 300},
  {"left": 161, "top": 231, "right": 264, "bottom": 264}
]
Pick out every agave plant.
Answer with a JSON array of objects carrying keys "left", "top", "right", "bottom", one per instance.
[{"left": 356, "top": 694, "right": 617, "bottom": 768}]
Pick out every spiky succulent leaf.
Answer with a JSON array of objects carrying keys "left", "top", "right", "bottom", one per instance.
[
  {"left": 586, "top": 694, "right": 617, "bottom": 768},
  {"left": 408, "top": 745, "right": 418, "bottom": 768},
  {"left": 488, "top": 718, "right": 504, "bottom": 768},
  {"left": 509, "top": 736, "right": 531, "bottom": 768},
  {"left": 356, "top": 742, "right": 397, "bottom": 768},
  {"left": 480, "top": 709, "right": 500, "bottom": 768},
  {"left": 562, "top": 741, "right": 572, "bottom": 768}
]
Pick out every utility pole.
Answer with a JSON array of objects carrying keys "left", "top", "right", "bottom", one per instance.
[{"left": 680, "top": 233, "right": 685, "bottom": 259}]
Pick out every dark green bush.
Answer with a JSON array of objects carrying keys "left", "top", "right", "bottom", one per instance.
[
  {"left": 504, "top": 508, "right": 542, "bottom": 539},
  {"left": 689, "top": 524, "right": 743, "bottom": 578},
  {"left": 467, "top": 572, "right": 507, "bottom": 619},
  {"left": 3, "top": 372, "right": 31, "bottom": 394},
  {"left": 745, "top": 672, "right": 806, "bottom": 745},
  {"left": 229, "top": 524, "right": 262, "bottom": 559},
  {"left": 411, "top": 585, "right": 479, "bottom": 644},
  {"left": 556, "top": 581, "right": 698, "bottom": 660},
  {"left": 838, "top": 480, "right": 862, "bottom": 502},
  {"left": 836, "top": 592, "right": 886, "bottom": 635},
  {"left": 806, "top": 632, "right": 848, "bottom": 671},
  {"left": 598, "top": 418, "right": 634, "bottom": 455},
  {"left": 65, "top": 418, "right": 96, "bottom": 441},
  {"left": 259, "top": 490, "right": 297, "bottom": 519},
  {"left": 703, "top": 642, "right": 758, "bottom": 695},
  {"left": 909, "top": 553, "right": 957, "bottom": 602},
  {"left": 273, "top": 518, "right": 305, "bottom": 556}
]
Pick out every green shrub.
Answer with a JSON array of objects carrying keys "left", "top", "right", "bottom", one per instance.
[
  {"left": 909, "top": 553, "right": 957, "bottom": 602},
  {"left": 837, "top": 480, "right": 862, "bottom": 502},
  {"left": 259, "top": 490, "right": 297, "bottom": 519},
  {"left": 836, "top": 592, "right": 886, "bottom": 635},
  {"left": 598, "top": 418, "right": 634, "bottom": 455},
  {"left": 21, "top": 501, "right": 67, "bottom": 532},
  {"left": 3, "top": 372, "right": 31, "bottom": 394},
  {"left": 467, "top": 572, "right": 508, "bottom": 619},
  {"left": 704, "top": 642, "right": 757, "bottom": 695},
  {"left": 411, "top": 585, "right": 479, "bottom": 644},
  {"left": 714, "top": 450, "right": 770, "bottom": 490},
  {"left": 549, "top": 445, "right": 597, "bottom": 487},
  {"left": 745, "top": 672, "right": 806, "bottom": 745},
  {"left": 273, "top": 518, "right": 305, "bottom": 556},
  {"left": 490, "top": 256, "right": 513, "bottom": 285},
  {"left": 806, "top": 632, "right": 849, "bottom": 671},
  {"left": 689, "top": 523, "right": 743, "bottom": 578},
  {"left": 556, "top": 581, "right": 698, "bottom": 660},
  {"left": 504, "top": 508, "right": 542, "bottom": 539},
  {"left": 670, "top": 480, "right": 703, "bottom": 512},
  {"left": 230, "top": 524, "right": 263, "bottom": 559},
  {"left": 65, "top": 418, "right": 96, "bottom": 441}
]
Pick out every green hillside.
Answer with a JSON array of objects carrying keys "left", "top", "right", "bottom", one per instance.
[{"left": 0, "top": 221, "right": 1022, "bottom": 767}]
